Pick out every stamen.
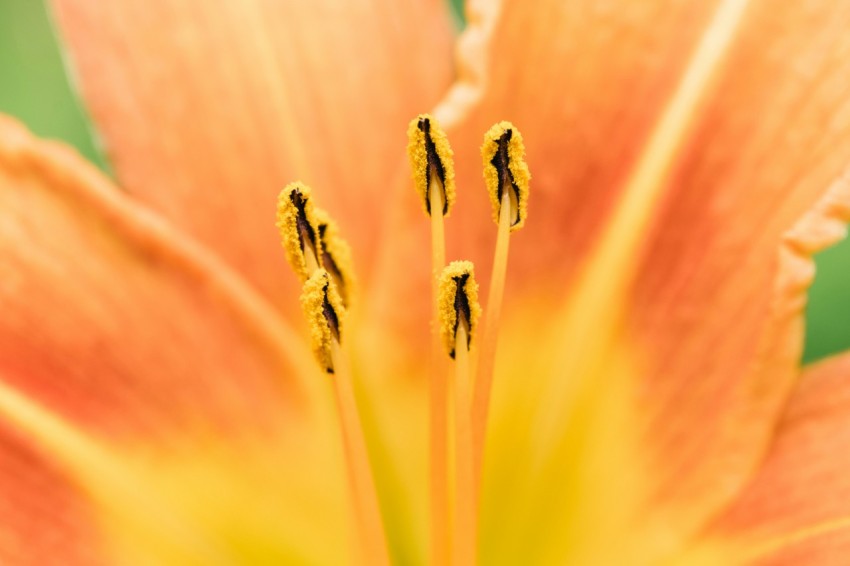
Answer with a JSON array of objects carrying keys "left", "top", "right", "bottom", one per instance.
[
  {"left": 451, "top": 323, "right": 476, "bottom": 566},
  {"left": 437, "top": 261, "right": 481, "bottom": 566},
  {"left": 407, "top": 114, "right": 456, "bottom": 217},
  {"left": 299, "top": 269, "right": 390, "bottom": 565},
  {"left": 474, "top": 123, "right": 531, "bottom": 488},
  {"left": 313, "top": 207, "right": 356, "bottom": 307},
  {"left": 408, "top": 113, "right": 455, "bottom": 564},
  {"left": 481, "top": 121, "right": 530, "bottom": 230},
  {"left": 276, "top": 182, "right": 323, "bottom": 281}
]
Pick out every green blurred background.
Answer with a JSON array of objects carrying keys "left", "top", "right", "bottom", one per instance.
[{"left": 0, "top": 0, "right": 846, "bottom": 364}]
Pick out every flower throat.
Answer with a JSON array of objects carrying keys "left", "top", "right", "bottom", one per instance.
[{"left": 275, "top": 114, "right": 530, "bottom": 566}]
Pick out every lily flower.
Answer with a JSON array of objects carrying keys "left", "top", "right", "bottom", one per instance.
[{"left": 3, "top": 0, "right": 850, "bottom": 564}]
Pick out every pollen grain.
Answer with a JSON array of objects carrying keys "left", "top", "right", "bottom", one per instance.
[
  {"left": 277, "top": 181, "right": 323, "bottom": 280},
  {"left": 437, "top": 261, "right": 481, "bottom": 360},
  {"left": 407, "top": 114, "right": 456, "bottom": 217},
  {"left": 482, "top": 121, "right": 530, "bottom": 230},
  {"left": 299, "top": 270, "right": 344, "bottom": 373}
]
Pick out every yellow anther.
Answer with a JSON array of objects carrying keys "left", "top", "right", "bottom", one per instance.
[
  {"left": 437, "top": 261, "right": 482, "bottom": 359},
  {"left": 313, "top": 207, "right": 356, "bottom": 307},
  {"left": 277, "top": 182, "right": 323, "bottom": 281},
  {"left": 300, "top": 269, "right": 345, "bottom": 373},
  {"left": 481, "top": 121, "right": 530, "bottom": 231},
  {"left": 407, "top": 114, "right": 456, "bottom": 216}
]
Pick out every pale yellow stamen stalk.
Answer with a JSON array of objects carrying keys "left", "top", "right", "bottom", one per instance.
[
  {"left": 299, "top": 270, "right": 389, "bottom": 565},
  {"left": 474, "top": 122, "right": 530, "bottom": 484},
  {"left": 437, "top": 262, "right": 481, "bottom": 566},
  {"left": 329, "top": 338, "right": 391, "bottom": 566},
  {"left": 283, "top": 191, "right": 383, "bottom": 563},
  {"left": 452, "top": 323, "right": 475, "bottom": 566},
  {"left": 473, "top": 188, "right": 512, "bottom": 477},
  {"left": 428, "top": 173, "right": 450, "bottom": 566},
  {"left": 408, "top": 113, "right": 456, "bottom": 566},
  {"left": 430, "top": 173, "right": 447, "bottom": 270}
]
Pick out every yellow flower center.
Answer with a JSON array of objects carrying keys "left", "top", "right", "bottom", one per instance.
[{"left": 268, "top": 115, "right": 530, "bottom": 565}]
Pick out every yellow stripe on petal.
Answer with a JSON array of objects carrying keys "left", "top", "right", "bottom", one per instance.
[
  {"left": 0, "top": 378, "right": 236, "bottom": 565},
  {"left": 542, "top": 0, "right": 752, "bottom": 436},
  {"left": 473, "top": 2, "right": 771, "bottom": 542},
  {"left": 584, "top": 0, "right": 752, "bottom": 287},
  {"left": 480, "top": 308, "right": 657, "bottom": 565},
  {"left": 0, "top": 377, "right": 351, "bottom": 565}
]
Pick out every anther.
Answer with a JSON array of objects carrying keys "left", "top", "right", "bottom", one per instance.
[
  {"left": 437, "top": 261, "right": 482, "bottom": 359},
  {"left": 313, "top": 207, "right": 356, "bottom": 307},
  {"left": 277, "top": 182, "right": 323, "bottom": 280},
  {"left": 481, "top": 122, "right": 530, "bottom": 230},
  {"left": 407, "top": 114, "right": 456, "bottom": 216},
  {"left": 300, "top": 270, "right": 345, "bottom": 373}
]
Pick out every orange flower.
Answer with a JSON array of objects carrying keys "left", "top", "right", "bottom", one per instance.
[{"left": 3, "top": 0, "right": 850, "bottom": 564}]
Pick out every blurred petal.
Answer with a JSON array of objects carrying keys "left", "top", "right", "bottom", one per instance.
[
  {"left": 374, "top": 0, "right": 850, "bottom": 562},
  {"left": 692, "top": 353, "right": 850, "bottom": 565},
  {"left": 0, "top": 114, "right": 349, "bottom": 562},
  {"left": 624, "top": 0, "right": 850, "bottom": 544},
  {"left": 0, "top": 112, "right": 326, "bottom": 439},
  {"left": 376, "top": 0, "right": 726, "bottom": 331},
  {"left": 443, "top": 0, "right": 721, "bottom": 274},
  {"left": 50, "top": 0, "right": 455, "bottom": 314}
]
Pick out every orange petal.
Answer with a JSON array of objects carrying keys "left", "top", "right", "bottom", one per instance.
[
  {"left": 0, "top": 114, "right": 351, "bottom": 562},
  {"left": 698, "top": 352, "right": 850, "bottom": 565},
  {"left": 50, "top": 0, "right": 455, "bottom": 314},
  {"left": 431, "top": 0, "right": 726, "bottom": 288},
  {"left": 376, "top": 0, "right": 850, "bottom": 561},
  {"left": 620, "top": 0, "right": 850, "bottom": 543},
  {"left": 0, "top": 113, "right": 318, "bottom": 440}
]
